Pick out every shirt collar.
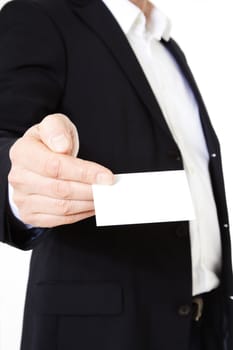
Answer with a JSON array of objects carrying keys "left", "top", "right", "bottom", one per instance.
[{"left": 102, "top": 0, "right": 171, "bottom": 41}]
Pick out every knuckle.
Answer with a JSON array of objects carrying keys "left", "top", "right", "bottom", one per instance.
[
  {"left": 18, "top": 209, "right": 30, "bottom": 224},
  {"left": 78, "top": 161, "right": 91, "bottom": 183},
  {"left": 53, "top": 180, "right": 70, "bottom": 199},
  {"left": 42, "top": 113, "right": 69, "bottom": 127},
  {"left": 56, "top": 199, "right": 71, "bottom": 215},
  {"left": 42, "top": 114, "right": 55, "bottom": 123},
  {"left": 9, "top": 138, "right": 22, "bottom": 162},
  {"left": 9, "top": 146, "right": 16, "bottom": 162},
  {"left": 12, "top": 193, "right": 23, "bottom": 208},
  {"left": 8, "top": 169, "right": 17, "bottom": 186},
  {"left": 8, "top": 167, "right": 23, "bottom": 187},
  {"left": 45, "top": 156, "right": 62, "bottom": 178},
  {"left": 58, "top": 113, "right": 69, "bottom": 122}
]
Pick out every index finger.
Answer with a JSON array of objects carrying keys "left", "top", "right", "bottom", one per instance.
[{"left": 10, "top": 135, "right": 114, "bottom": 185}]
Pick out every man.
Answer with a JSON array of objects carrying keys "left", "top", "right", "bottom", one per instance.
[{"left": 0, "top": 0, "right": 232, "bottom": 349}]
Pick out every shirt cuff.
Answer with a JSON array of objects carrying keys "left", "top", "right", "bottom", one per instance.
[
  {"left": 8, "top": 183, "right": 33, "bottom": 228},
  {"left": 8, "top": 183, "right": 44, "bottom": 239}
]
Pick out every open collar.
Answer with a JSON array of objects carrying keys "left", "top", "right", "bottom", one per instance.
[{"left": 102, "top": 0, "right": 171, "bottom": 41}]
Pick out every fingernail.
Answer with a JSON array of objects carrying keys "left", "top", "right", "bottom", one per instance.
[
  {"left": 50, "top": 134, "right": 70, "bottom": 152},
  {"left": 96, "top": 173, "right": 114, "bottom": 185}
]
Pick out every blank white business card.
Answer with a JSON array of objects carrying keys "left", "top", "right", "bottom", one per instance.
[{"left": 92, "top": 170, "right": 195, "bottom": 227}]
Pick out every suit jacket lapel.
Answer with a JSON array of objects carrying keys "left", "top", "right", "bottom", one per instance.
[
  {"left": 69, "top": 0, "right": 218, "bottom": 154},
  {"left": 162, "top": 38, "right": 218, "bottom": 153},
  {"left": 69, "top": 0, "right": 175, "bottom": 139}
]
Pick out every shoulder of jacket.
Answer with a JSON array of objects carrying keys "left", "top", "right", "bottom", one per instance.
[
  {"left": 7, "top": 0, "right": 73, "bottom": 33},
  {"left": 4, "top": 0, "right": 67, "bottom": 17}
]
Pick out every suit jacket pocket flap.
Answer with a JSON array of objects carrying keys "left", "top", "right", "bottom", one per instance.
[{"left": 33, "top": 281, "right": 123, "bottom": 316}]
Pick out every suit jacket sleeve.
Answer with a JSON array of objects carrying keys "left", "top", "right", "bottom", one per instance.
[{"left": 0, "top": 0, "right": 66, "bottom": 249}]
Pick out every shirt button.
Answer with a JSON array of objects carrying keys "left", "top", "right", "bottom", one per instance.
[
  {"left": 224, "top": 224, "right": 229, "bottom": 229},
  {"left": 178, "top": 304, "right": 191, "bottom": 317},
  {"left": 211, "top": 153, "right": 217, "bottom": 158}
]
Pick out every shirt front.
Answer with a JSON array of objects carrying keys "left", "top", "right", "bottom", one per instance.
[{"left": 102, "top": 0, "right": 222, "bottom": 296}]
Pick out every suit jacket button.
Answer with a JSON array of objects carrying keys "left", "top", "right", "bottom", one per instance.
[{"left": 178, "top": 304, "right": 191, "bottom": 317}]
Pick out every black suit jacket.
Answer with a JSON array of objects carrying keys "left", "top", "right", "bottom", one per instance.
[{"left": 0, "top": 0, "right": 232, "bottom": 349}]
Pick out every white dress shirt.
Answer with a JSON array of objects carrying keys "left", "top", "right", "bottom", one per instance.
[
  {"left": 102, "top": 0, "right": 222, "bottom": 296},
  {"left": 9, "top": 0, "right": 222, "bottom": 296}
]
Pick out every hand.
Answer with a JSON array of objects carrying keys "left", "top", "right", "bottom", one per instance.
[{"left": 8, "top": 114, "right": 114, "bottom": 228}]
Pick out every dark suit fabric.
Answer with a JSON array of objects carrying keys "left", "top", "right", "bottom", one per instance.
[{"left": 0, "top": 0, "right": 232, "bottom": 349}]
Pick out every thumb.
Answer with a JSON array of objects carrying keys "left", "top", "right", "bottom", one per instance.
[{"left": 38, "top": 113, "right": 79, "bottom": 156}]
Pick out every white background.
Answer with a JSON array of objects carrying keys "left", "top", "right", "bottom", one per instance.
[{"left": 0, "top": 0, "right": 233, "bottom": 349}]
